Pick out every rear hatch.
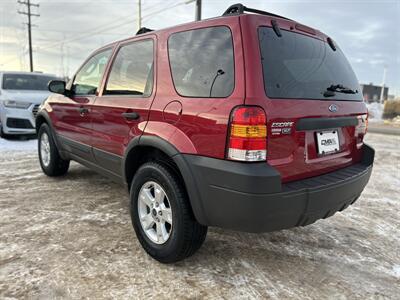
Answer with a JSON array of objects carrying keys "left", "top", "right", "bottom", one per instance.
[{"left": 253, "top": 23, "right": 367, "bottom": 182}]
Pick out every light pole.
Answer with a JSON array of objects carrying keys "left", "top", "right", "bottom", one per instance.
[
  {"left": 17, "top": 0, "right": 40, "bottom": 72},
  {"left": 186, "top": 0, "right": 202, "bottom": 21},
  {"left": 195, "top": 0, "right": 202, "bottom": 21},
  {"left": 137, "top": 0, "right": 142, "bottom": 31},
  {"left": 380, "top": 65, "right": 387, "bottom": 104}
]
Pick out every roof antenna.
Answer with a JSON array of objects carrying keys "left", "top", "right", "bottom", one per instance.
[
  {"left": 271, "top": 20, "right": 282, "bottom": 37},
  {"left": 327, "top": 37, "right": 336, "bottom": 51},
  {"left": 136, "top": 27, "right": 153, "bottom": 35}
]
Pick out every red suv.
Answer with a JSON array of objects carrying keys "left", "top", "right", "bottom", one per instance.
[{"left": 36, "top": 4, "right": 374, "bottom": 263}]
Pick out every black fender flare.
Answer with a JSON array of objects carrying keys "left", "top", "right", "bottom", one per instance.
[
  {"left": 35, "top": 110, "right": 50, "bottom": 133},
  {"left": 122, "top": 135, "right": 208, "bottom": 225},
  {"left": 122, "top": 135, "right": 180, "bottom": 181},
  {"left": 36, "top": 111, "right": 68, "bottom": 160}
]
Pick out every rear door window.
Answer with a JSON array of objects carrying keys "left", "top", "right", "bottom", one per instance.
[
  {"left": 168, "top": 26, "right": 234, "bottom": 98},
  {"left": 258, "top": 27, "right": 362, "bottom": 101},
  {"left": 104, "top": 39, "right": 154, "bottom": 97}
]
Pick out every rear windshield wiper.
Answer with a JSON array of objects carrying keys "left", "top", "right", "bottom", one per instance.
[{"left": 323, "top": 84, "right": 357, "bottom": 97}]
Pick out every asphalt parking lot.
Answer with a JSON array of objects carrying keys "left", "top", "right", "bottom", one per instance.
[{"left": 0, "top": 133, "right": 399, "bottom": 299}]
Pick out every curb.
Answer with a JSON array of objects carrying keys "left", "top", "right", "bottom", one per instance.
[{"left": 368, "top": 127, "right": 400, "bottom": 136}]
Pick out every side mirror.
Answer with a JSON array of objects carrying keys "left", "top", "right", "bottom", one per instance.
[{"left": 48, "top": 80, "right": 66, "bottom": 94}]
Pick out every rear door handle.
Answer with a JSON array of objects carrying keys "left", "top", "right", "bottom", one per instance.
[
  {"left": 122, "top": 112, "right": 140, "bottom": 120},
  {"left": 79, "top": 107, "right": 89, "bottom": 116}
]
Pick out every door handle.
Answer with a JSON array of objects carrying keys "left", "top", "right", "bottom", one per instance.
[
  {"left": 122, "top": 112, "right": 140, "bottom": 120},
  {"left": 78, "top": 107, "right": 89, "bottom": 116}
]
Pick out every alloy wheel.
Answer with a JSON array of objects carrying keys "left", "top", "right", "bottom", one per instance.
[{"left": 138, "top": 181, "right": 173, "bottom": 244}]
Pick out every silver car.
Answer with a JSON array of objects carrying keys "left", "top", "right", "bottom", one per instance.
[{"left": 0, "top": 71, "right": 59, "bottom": 137}]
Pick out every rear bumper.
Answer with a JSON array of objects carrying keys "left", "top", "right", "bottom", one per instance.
[{"left": 178, "top": 144, "right": 374, "bottom": 232}]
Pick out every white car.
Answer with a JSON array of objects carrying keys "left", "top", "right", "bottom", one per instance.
[{"left": 0, "top": 71, "right": 60, "bottom": 137}]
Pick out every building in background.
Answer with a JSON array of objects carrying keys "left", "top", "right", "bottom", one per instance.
[{"left": 361, "top": 83, "right": 389, "bottom": 103}]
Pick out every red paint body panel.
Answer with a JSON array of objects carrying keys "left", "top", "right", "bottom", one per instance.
[
  {"left": 146, "top": 17, "right": 245, "bottom": 158},
  {"left": 50, "top": 94, "right": 94, "bottom": 145},
  {"left": 240, "top": 15, "right": 367, "bottom": 182},
  {"left": 90, "top": 35, "right": 158, "bottom": 158},
  {"left": 45, "top": 13, "right": 368, "bottom": 183}
]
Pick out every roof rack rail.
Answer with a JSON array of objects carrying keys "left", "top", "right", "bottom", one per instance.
[
  {"left": 222, "top": 3, "right": 292, "bottom": 21},
  {"left": 136, "top": 27, "right": 153, "bottom": 35}
]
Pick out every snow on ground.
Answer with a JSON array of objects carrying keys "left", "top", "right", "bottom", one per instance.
[
  {"left": 0, "top": 137, "right": 37, "bottom": 152},
  {"left": 0, "top": 133, "right": 399, "bottom": 299}
]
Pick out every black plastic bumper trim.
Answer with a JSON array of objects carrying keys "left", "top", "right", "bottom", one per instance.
[
  {"left": 6, "top": 118, "right": 34, "bottom": 129},
  {"left": 296, "top": 116, "right": 358, "bottom": 131},
  {"left": 181, "top": 144, "right": 374, "bottom": 233}
]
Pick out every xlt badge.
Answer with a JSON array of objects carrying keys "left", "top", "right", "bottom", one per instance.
[{"left": 271, "top": 121, "right": 294, "bottom": 136}]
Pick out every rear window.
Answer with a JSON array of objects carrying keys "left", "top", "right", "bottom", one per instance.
[
  {"left": 2, "top": 74, "right": 59, "bottom": 91},
  {"left": 168, "top": 26, "right": 234, "bottom": 98},
  {"left": 258, "top": 27, "right": 362, "bottom": 101}
]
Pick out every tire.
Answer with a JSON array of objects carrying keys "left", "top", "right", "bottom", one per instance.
[
  {"left": 130, "top": 161, "right": 207, "bottom": 263},
  {"left": 38, "top": 123, "right": 70, "bottom": 176}
]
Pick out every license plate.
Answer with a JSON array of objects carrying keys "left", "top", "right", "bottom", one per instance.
[{"left": 316, "top": 130, "right": 340, "bottom": 155}]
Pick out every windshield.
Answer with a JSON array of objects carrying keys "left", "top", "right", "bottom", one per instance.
[
  {"left": 2, "top": 74, "right": 58, "bottom": 91},
  {"left": 258, "top": 27, "right": 362, "bottom": 101}
]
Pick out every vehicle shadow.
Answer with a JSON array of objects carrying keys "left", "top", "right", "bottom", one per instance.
[
  {"left": 63, "top": 163, "right": 340, "bottom": 262},
  {"left": 1, "top": 134, "right": 37, "bottom": 141},
  {"left": 45, "top": 163, "right": 394, "bottom": 299}
]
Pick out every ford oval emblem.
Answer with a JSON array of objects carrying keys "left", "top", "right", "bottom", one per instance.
[{"left": 329, "top": 104, "right": 338, "bottom": 112}]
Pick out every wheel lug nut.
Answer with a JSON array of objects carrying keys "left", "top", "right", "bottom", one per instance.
[{"left": 158, "top": 211, "right": 162, "bottom": 216}]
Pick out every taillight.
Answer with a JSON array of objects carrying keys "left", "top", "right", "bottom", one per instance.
[
  {"left": 355, "top": 114, "right": 368, "bottom": 146},
  {"left": 356, "top": 114, "right": 368, "bottom": 135},
  {"left": 226, "top": 106, "right": 267, "bottom": 162}
]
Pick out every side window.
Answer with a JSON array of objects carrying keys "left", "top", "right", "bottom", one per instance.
[
  {"left": 73, "top": 49, "right": 112, "bottom": 96},
  {"left": 105, "top": 39, "right": 154, "bottom": 97},
  {"left": 168, "top": 26, "right": 234, "bottom": 98}
]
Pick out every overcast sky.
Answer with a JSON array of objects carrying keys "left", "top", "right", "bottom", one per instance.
[{"left": 1, "top": 0, "right": 399, "bottom": 96}]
